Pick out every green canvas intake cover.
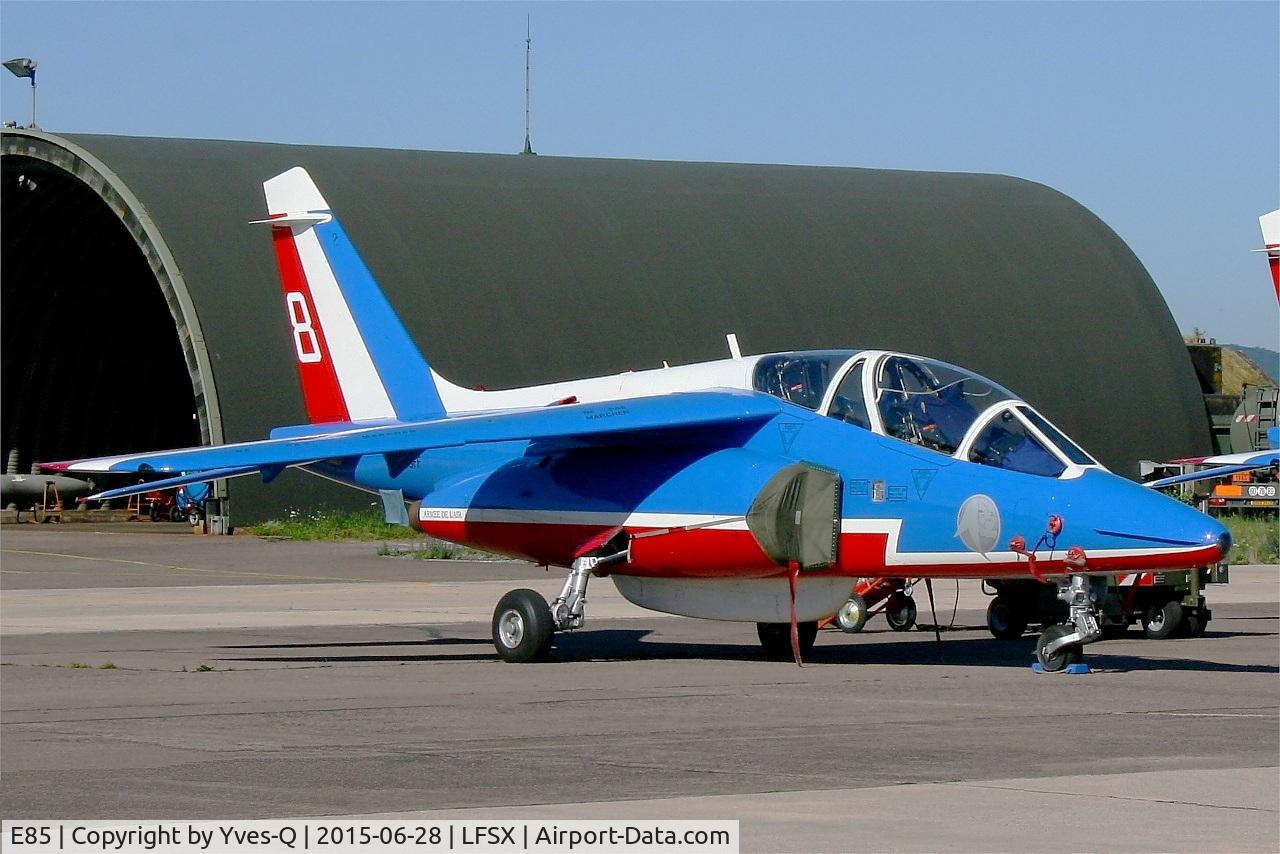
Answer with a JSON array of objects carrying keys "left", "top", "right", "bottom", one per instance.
[{"left": 746, "top": 463, "right": 841, "bottom": 571}]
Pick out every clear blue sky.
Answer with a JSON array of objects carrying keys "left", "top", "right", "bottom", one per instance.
[{"left": 3, "top": 1, "right": 1277, "bottom": 347}]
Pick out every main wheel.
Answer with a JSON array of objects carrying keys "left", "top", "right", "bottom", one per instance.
[
  {"left": 492, "top": 589, "right": 554, "bottom": 663},
  {"left": 885, "top": 593, "right": 917, "bottom": 632},
  {"left": 1141, "top": 600, "right": 1183, "bottom": 640},
  {"left": 1035, "top": 624, "right": 1083, "bottom": 672},
  {"left": 987, "top": 596, "right": 1028, "bottom": 640},
  {"left": 757, "top": 621, "right": 818, "bottom": 658},
  {"left": 834, "top": 594, "right": 869, "bottom": 633}
]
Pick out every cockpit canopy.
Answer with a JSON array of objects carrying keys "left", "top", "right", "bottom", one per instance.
[
  {"left": 753, "top": 351, "right": 855, "bottom": 411},
  {"left": 753, "top": 350, "right": 1099, "bottom": 478}
]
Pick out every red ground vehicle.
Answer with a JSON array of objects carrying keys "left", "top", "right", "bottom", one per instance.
[
  {"left": 826, "top": 577, "right": 918, "bottom": 633},
  {"left": 829, "top": 565, "right": 1227, "bottom": 640}
]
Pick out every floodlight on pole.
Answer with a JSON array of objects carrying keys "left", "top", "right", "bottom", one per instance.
[{"left": 4, "top": 57, "right": 38, "bottom": 128}]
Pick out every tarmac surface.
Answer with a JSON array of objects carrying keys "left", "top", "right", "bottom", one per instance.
[{"left": 2, "top": 527, "right": 1277, "bottom": 852}]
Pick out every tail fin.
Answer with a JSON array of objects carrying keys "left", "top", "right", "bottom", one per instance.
[
  {"left": 1260, "top": 209, "right": 1279, "bottom": 303},
  {"left": 257, "top": 167, "right": 445, "bottom": 423}
]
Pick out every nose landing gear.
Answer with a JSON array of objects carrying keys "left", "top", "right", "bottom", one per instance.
[{"left": 1035, "top": 573, "right": 1107, "bottom": 672}]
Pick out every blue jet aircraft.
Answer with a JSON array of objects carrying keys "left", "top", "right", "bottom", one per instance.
[{"left": 50, "top": 168, "right": 1233, "bottom": 670}]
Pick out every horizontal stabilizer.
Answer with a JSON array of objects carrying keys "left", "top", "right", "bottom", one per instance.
[
  {"left": 248, "top": 212, "right": 331, "bottom": 228},
  {"left": 87, "top": 466, "right": 262, "bottom": 501}
]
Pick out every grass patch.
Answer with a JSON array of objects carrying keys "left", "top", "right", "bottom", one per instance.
[
  {"left": 375, "top": 540, "right": 504, "bottom": 561},
  {"left": 1220, "top": 513, "right": 1279, "bottom": 565},
  {"left": 248, "top": 507, "right": 507, "bottom": 560},
  {"left": 247, "top": 508, "right": 405, "bottom": 541},
  {"left": 98, "top": 662, "right": 117, "bottom": 670},
  {"left": 377, "top": 542, "right": 459, "bottom": 560},
  {"left": 195, "top": 664, "right": 214, "bottom": 672},
  {"left": 68, "top": 662, "right": 90, "bottom": 669}
]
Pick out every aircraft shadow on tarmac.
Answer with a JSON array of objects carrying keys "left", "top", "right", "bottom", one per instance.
[
  {"left": 214, "top": 636, "right": 497, "bottom": 664},
  {"left": 211, "top": 628, "right": 1278, "bottom": 673},
  {"left": 217, "top": 638, "right": 491, "bottom": 649}
]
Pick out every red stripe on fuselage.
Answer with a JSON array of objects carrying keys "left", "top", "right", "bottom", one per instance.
[
  {"left": 415, "top": 518, "right": 1222, "bottom": 580},
  {"left": 271, "top": 227, "right": 349, "bottom": 423}
]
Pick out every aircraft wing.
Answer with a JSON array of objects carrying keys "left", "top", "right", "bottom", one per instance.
[
  {"left": 47, "top": 390, "right": 782, "bottom": 499},
  {"left": 1146, "top": 449, "right": 1279, "bottom": 489}
]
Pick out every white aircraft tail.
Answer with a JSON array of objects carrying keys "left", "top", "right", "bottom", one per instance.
[{"left": 256, "top": 167, "right": 448, "bottom": 423}]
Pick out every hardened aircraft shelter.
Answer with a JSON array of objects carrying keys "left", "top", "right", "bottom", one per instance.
[{"left": 0, "top": 129, "right": 1209, "bottom": 522}]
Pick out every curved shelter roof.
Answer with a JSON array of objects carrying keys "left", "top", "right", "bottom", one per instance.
[{"left": 1, "top": 129, "right": 1209, "bottom": 521}]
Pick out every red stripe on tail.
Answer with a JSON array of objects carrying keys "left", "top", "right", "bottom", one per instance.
[{"left": 271, "top": 227, "right": 350, "bottom": 423}]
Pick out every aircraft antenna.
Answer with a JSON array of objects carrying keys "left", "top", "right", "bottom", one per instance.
[{"left": 521, "top": 16, "right": 536, "bottom": 155}]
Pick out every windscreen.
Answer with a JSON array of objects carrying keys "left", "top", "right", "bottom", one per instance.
[
  {"left": 1019, "top": 406, "right": 1097, "bottom": 466},
  {"left": 754, "top": 351, "right": 856, "bottom": 410},
  {"left": 875, "top": 355, "right": 1014, "bottom": 454},
  {"left": 968, "top": 409, "right": 1066, "bottom": 477}
]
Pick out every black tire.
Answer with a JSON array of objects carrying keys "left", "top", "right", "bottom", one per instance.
[
  {"left": 835, "top": 594, "right": 869, "bottom": 633},
  {"left": 757, "top": 621, "right": 818, "bottom": 658},
  {"left": 169, "top": 504, "right": 184, "bottom": 522},
  {"left": 1191, "top": 612, "right": 1209, "bottom": 636},
  {"left": 188, "top": 508, "right": 203, "bottom": 527},
  {"left": 987, "top": 597, "right": 1028, "bottom": 640},
  {"left": 1035, "top": 624, "right": 1083, "bottom": 672},
  {"left": 149, "top": 503, "right": 164, "bottom": 522},
  {"left": 885, "top": 593, "right": 917, "bottom": 632},
  {"left": 1141, "top": 600, "right": 1183, "bottom": 640},
  {"left": 492, "top": 589, "right": 554, "bottom": 663}
]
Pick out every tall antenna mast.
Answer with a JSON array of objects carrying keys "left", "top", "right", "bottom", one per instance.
[{"left": 522, "top": 15, "right": 535, "bottom": 155}]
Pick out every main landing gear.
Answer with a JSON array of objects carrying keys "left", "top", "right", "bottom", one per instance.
[
  {"left": 491, "top": 549, "right": 626, "bottom": 662},
  {"left": 1034, "top": 574, "right": 1107, "bottom": 672}
]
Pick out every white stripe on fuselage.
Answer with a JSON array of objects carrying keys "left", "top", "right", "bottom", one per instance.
[
  {"left": 417, "top": 507, "right": 1205, "bottom": 568},
  {"left": 421, "top": 507, "right": 750, "bottom": 530},
  {"left": 292, "top": 226, "right": 395, "bottom": 420}
]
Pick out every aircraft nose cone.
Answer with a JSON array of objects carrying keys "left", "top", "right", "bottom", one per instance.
[
  {"left": 1216, "top": 529, "right": 1233, "bottom": 562},
  {"left": 1073, "top": 470, "right": 1233, "bottom": 568}
]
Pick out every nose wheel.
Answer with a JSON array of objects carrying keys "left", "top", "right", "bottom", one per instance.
[
  {"left": 1035, "top": 623, "right": 1084, "bottom": 671},
  {"left": 1034, "top": 574, "right": 1106, "bottom": 672}
]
